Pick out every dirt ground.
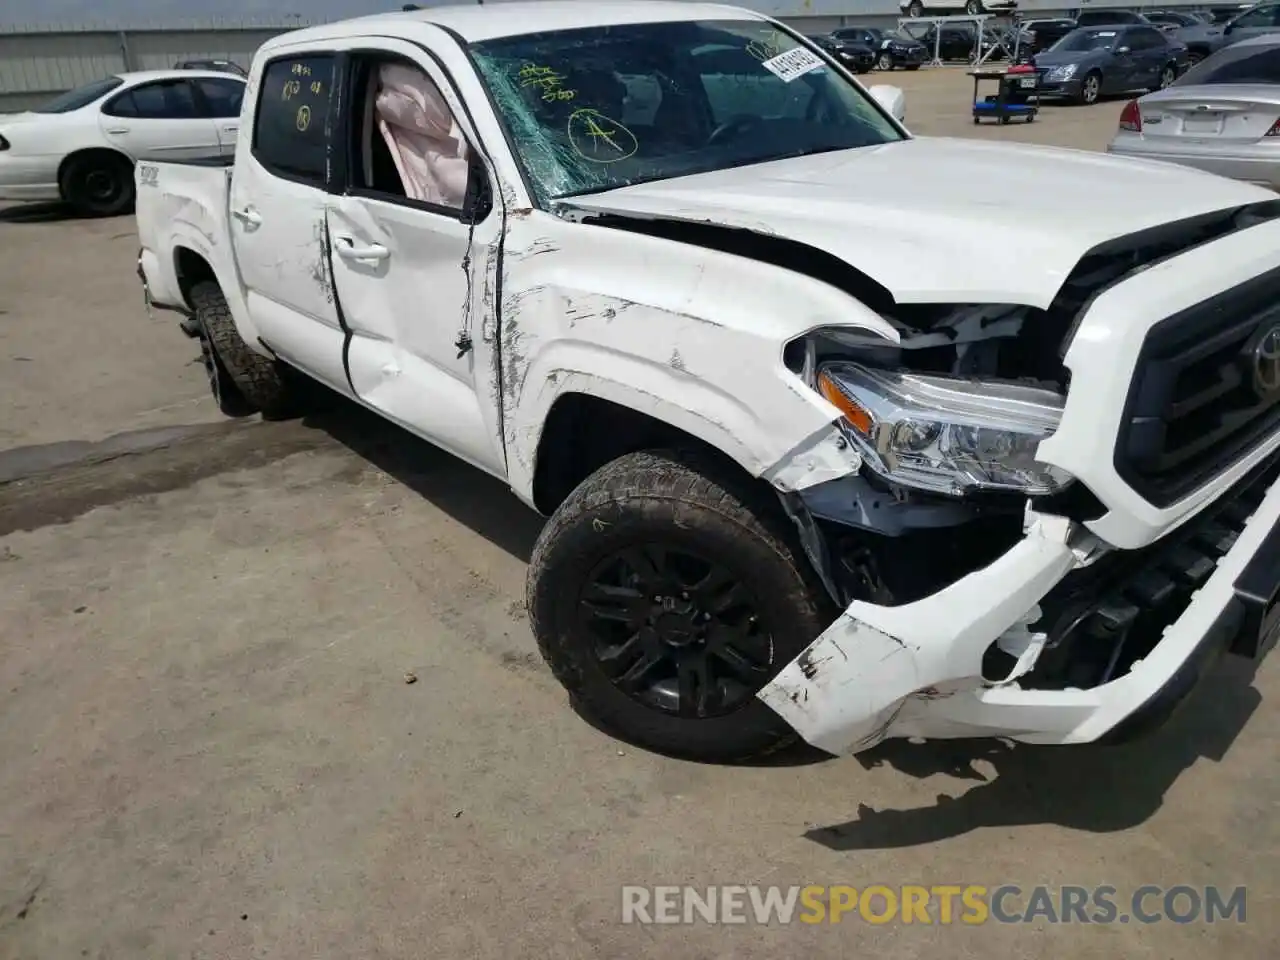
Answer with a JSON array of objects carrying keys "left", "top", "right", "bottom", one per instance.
[{"left": 0, "top": 68, "right": 1275, "bottom": 959}]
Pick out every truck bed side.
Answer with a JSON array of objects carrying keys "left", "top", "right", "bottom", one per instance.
[{"left": 134, "top": 158, "right": 236, "bottom": 309}]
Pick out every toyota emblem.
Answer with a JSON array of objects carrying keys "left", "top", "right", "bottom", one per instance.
[{"left": 1250, "top": 323, "right": 1280, "bottom": 400}]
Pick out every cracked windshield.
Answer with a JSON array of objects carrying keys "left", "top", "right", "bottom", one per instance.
[{"left": 470, "top": 19, "right": 905, "bottom": 202}]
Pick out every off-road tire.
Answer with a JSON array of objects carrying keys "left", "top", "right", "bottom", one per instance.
[
  {"left": 60, "top": 152, "right": 135, "bottom": 217},
  {"left": 527, "top": 448, "right": 833, "bottom": 762},
  {"left": 190, "top": 281, "right": 298, "bottom": 419}
]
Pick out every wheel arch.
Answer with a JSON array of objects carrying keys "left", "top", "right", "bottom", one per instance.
[
  {"left": 528, "top": 388, "right": 777, "bottom": 516},
  {"left": 56, "top": 146, "right": 133, "bottom": 198}
]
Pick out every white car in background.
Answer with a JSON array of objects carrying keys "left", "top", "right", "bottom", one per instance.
[
  {"left": 899, "top": 0, "right": 1018, "bottom": 17},
  {"left": 0, "top": 70, "right": 245, "bottom": 216}
]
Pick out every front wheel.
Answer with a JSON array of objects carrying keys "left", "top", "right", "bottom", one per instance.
[
  {"left": 527, "top": 449, "right": 832, "bottom": 762},
  {"left": 965, "top": 0, "right": 984, "bottom": 13},
  {"left": 907, "top": 0, "right": 924, "bottom": 15},
  {"left": 877, "top": 52, "right": 895, "bottom": 70},
  {"left": 1154, "top": 64, "right": 1176, "bottom": 91},
  {"left": 1077, "top": 71, "right": 1102, "bottom": 105}
]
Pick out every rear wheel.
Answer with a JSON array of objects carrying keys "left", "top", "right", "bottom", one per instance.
[
  {"left": 527, "top": 449, "right": 832, "bottom": 762},
  {"left": 908, "top": 0, "right": 924, "bottom": 15},
  {"left": 1153, "top": 63, "right": 1176, "bottom": 91},
  {"left": 190, "top": 281, "right": 300, "bottom": 419},
  {"left": 878, "top": 52, "right": 895, "bottom": 70},
  {"left": 60, "top": 152, "right": 134, "bottom": 217},
  {"left": 965, "top": 0, "right": 984, "bottom": 13}
]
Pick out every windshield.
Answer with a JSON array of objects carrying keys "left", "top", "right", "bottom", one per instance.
[
  {"left": 1174, "top": 43, "right": 1280, "bottom": 85},
  {"left": 33, "top": 76, "right": 124, "bottom": 114},
  {"left": 470, "top": 19, "right": 905, "bottom": 203},
  {"left": 1051, "top": 29, "right": 1121, "bottom": 52}
]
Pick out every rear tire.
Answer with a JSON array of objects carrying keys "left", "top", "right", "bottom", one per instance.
[
  {"left": 527, "top": 449, "right": 832, "bottom": 762},
  {"left": 908, "top": 0, "right": 924, "bottom": 15},
  {"left": 1153, "top": 63, "right": 1176, "bottom": 91},
  {"left": 190, "top": 281, "right": 299, "bottom": 419},
  {"left": 878, "top": 52, "right": 895, "bottom": 70},
  {"left": 60, "top": 152, "right": 134, "bottom": 217}
]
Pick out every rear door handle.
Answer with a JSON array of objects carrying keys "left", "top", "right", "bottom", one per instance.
[
  {"left": 231, "top": 206, "right": 261, "bottom": 227},
  {"left": 333, "top": 237, "right": 390, "bottom": 263},
  {"left": 106, "top": 127, "right": 130, "bottom": 134}
]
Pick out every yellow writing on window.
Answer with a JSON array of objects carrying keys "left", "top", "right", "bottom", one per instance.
[
  {"left": 281, "top": 79, "right": 300, "bottom": 101},
  {"left": 291, "top": 62, "right": 312, "bottom": 77},
  {"left": 310, "top": 80, "right": 323, "bottom": 95},
  {"left": 566, "top": 108, "right": 638, "bottom": 163},
  {"left": 518, "top": 63, "right": 577, "bottom": 102}
]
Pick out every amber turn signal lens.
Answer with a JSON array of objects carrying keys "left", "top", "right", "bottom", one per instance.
[{"left": 817, "top": 371, "right": 874, "bottom": 435}]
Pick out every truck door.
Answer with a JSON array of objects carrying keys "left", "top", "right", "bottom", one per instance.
[
  {"left": 323, "top": 41, "right": 505, "bottom": 477},
  {"left": 228, "top": 51, "right": 352, "bottom": 394}
]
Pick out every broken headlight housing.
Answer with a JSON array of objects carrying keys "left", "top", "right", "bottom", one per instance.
[{"left": 816, "top": 362, "right": 1073, "bottom": 497}]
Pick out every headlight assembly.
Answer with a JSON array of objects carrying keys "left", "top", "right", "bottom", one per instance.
[
  {"left": 1047, "top": 64, "right": 1078, "bottom": 81},
  {"left": 815, "top": 362, "right": 1073, "bottom": 497}
]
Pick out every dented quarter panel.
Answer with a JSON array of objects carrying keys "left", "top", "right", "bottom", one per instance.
[
  {"left": 135, "top": 162, "right": 263, "bottom": 348},
  {"left": 498, "top": 209, "right": 898, "bottom": 504}
]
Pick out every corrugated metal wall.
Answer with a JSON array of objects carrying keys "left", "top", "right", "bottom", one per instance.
[{"left": 0, "top": 2, "right": 1204, "bottom": 113}]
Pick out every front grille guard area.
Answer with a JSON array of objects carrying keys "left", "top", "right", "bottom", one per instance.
[
  {"left": 1021, "top": 449, "right": 1280, "bottom": 691},
  {"left": 1114, "top": 266, "right": 1280, "bottom": 507}
]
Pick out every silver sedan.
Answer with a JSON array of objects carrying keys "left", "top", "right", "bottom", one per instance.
[{"left": 1106, "top": 33, "right": 1280, "bottom": 190}]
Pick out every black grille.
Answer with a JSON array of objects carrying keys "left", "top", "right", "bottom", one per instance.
[
  {"left": 1024, "top": 449, "right": 1280, "bottom": 690},
  {"left": 1115, "top": 266, "right": 1280, "bottom": 507}
]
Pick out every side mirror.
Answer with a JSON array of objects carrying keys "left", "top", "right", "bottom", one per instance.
[
  {"left": 1224, "top": 22, "right": 1235, "bottom": 34},
  {"left": 868, "top": 84, "right": 907, "bottom": 122}
]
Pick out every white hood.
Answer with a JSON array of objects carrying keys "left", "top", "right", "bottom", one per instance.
[{"left": 560, "top": 137, "right": 1273, "bottom": 309}]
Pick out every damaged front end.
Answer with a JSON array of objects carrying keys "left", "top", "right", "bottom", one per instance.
[
  {"left": 755, "top": 206, "right": 1280, "bottom": 754},
  {"left": 758, "top": 297, "right": 1101, "bottom": 753}
]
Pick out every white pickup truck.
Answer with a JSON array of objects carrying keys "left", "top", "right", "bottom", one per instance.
[{"left": 135, "top": 0, "right": 1280, "bottom": 762}]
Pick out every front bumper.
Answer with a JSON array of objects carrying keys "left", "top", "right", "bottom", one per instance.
[
  {"left": 760, "top": 458, "right": 1280, "bottom": 754},
  {"left": 1035, "top": 76, "right": 1083, "bottom": 99},
  {"left": 760, "top": 214, "right": 1280, "bottom": 755}
]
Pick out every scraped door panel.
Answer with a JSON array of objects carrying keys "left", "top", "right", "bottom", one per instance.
[{"left": 326, "top": 197, "right": 503, "bottom": 476}]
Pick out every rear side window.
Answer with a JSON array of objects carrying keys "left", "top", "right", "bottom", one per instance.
[
  {"left": 1175, "top": 43, "right": 1280, "bottom": 85},
  {"left": 194, "top": 77, "right": 245, "bottom": 118},
  {"left": 252, "top": 55, "right": 336, "bottom": 184}
]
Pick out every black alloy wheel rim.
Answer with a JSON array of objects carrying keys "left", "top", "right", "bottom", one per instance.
[{"left": 578, "top": 543, "right": 775, "bottom": 719}]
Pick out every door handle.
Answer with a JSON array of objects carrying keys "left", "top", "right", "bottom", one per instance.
[
  {"left": 231, "top": 206, "right": 261, "bottom": 227},
  {"left": 333, "top": 237, "right": 390, "bottom": 263},
  {"left": 223, "top": 125, "right": 239, "bottom": 133},
  {"left": 106, "top": 127, "right": 130, "bottom": 134}
]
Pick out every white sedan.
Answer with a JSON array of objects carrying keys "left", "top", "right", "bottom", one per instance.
[{"left": 0, "top": 70, "right": 245, "bottom": 216}]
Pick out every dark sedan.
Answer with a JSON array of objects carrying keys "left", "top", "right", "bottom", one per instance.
[
  {"left": 1034, "top": 24, "right": 1188, "bottom": 104},
  {"left": 832, "top": 26, "right": 929, "bottom": 70},
  {"left": 807, "top": 34, "right": 877, "bottom": 73}
]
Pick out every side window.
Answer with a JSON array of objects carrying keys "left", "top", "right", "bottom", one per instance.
[
  {"left": 349, "top": 56, "right": 472, "bottom": 213},
  {"left": 252, "top": 55, "right": 336, "bottom": 185},
  {"left": 1234, "top": 5, "right": 1279, "bottom": 27},
  {"left": 194, "top": 78, "right": 245, "bottom": 118},
  {"left": 103, "top": 80, "right": 200, "bottom": 119}
]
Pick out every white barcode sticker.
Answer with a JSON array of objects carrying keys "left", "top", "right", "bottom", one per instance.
[{"left": 760, "top": 46, "right": 824, "bottom": 83}]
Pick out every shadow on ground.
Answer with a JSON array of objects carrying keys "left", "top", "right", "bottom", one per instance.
[
  {"left": 0, "top": 202, "right": 77, "bottom": 224},
  {"left": 805, "top": 655, "right": 1262, "bottom": 848}
]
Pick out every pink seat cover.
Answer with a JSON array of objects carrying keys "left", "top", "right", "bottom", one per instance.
[{"left": 375, "top": 63, "right": 469, "bottom": 207}]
